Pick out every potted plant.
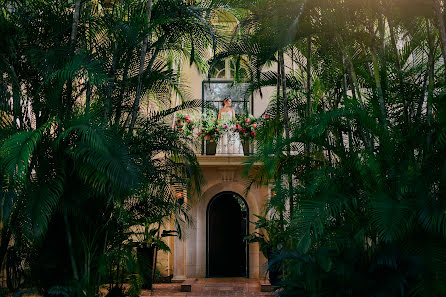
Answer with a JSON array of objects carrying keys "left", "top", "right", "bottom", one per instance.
[
  {"left": 175, "top": 113, "right": 196, "bottom": 136},
  {"left": 198, "top": 111, "right": 222, "bottom": 155},
  {"left": 244, "top": 214, "right": 284, "bottom": 285},
  {"left": 136, "top": 222, "right": 171, "bottom": 290},
  {"left": 235, "top": 114, "right": 258, "bottom": 155}
]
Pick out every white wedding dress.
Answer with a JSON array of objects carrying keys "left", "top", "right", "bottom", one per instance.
[{"left": 216, "top": 111, "right": 244, "bottom": 156}]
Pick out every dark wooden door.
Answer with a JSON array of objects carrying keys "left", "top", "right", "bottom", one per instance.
[{"left": 208, "top": 193, "right": 247, "bottom": 277}]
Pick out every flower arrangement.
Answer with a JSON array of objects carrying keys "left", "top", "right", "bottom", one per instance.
[
  {"left": 174, "top": 113, "right": 196, "bottom": 136},
  {"left": 175, "top": 111, "right": 258, "bottom": 145},
  {"left": 235, "top": 114, "right": 258, "bottom": 141},
  {"left": 197, "top": 111, "right": 222, "bottom": 141}
]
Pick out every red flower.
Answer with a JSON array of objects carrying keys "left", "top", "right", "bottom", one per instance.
[
  {"left": 241, "top": 129, "right": 246, "bottom": 133},
  {"left": 251, "top": 131, "right": 255, "bottom": 136},
  {"left": 198, "top": 133, "right": 201, "bottom": 136},
  {"left": 264, "top": 114, "right": 269, "bottom": 119},
  {"left": 224, "top": 125, "right": 228, "bottom": 129},
  {"left": 179, "top": 128, "right": 183, "bottom": 131},
  {"left": 215, "top": 129, "right": 219, "bottom": 132}
]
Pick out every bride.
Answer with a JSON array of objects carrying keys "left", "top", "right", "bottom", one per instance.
[{"left": 216, "top": 97, "right": 244, "bottom": 156}]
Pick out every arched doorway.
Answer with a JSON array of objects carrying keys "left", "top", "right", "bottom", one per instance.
[{"left": 206, "top": 192, "right": 249, "bottom": 277}]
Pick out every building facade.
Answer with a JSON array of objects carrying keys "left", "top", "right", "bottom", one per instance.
[{"left": 156, "top": 58, "right": 274, "bottom": 280}]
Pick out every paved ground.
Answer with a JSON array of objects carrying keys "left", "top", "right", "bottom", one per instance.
[{"left": 141, "top": 278, "right": 276, "bottom": 297}]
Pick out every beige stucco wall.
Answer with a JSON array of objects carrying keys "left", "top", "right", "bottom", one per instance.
[
  {"left": 157, "top": 55, "right": 284, "bottom": 280},
  {"left": 157, "top": 157, "right": 269, "bottom": 280},
  {"left": 179, "top": 61, "right": 273, "bottom": 118}
]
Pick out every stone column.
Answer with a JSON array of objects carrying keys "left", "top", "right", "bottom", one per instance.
[
  {"left": 172, "top": 235, "right": 186, "bottom": 282},
  {"left": 172, "top": 189, "right": 187, "bottom": 282}
]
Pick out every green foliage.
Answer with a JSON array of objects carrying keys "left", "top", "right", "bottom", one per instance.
[
  {"left": 0, "top": 0, "right": 215, "bottom": 294},
  {"left": 231, "top": 0, "right": 446, "bottom": 296}
]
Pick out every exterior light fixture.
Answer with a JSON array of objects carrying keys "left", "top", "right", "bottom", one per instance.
[{"left": 175, "top": 190, "right": 184, "bottom": 205}]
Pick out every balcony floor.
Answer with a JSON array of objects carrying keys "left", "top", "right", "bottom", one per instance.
[{"left": 197, "top": 155, "right": 253, "bottom": 167}]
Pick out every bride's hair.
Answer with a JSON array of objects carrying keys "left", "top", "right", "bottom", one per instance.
[{"left": 222, "top": 97, "right": 231, "bottom": 107}]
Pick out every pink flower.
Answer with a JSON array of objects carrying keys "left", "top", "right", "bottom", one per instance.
[
  {"left": 241, "top": 129, "right": 246, "bottom": 133},
  {"left": 264, "top": 114, "right": 269, "bottom": 119},
  {"left": 224, "top": 125, "right": 228, "bottom": 129},
  {"left": 236, "top": 124, "right": 241, "bottom": 130},
  {"left": 245, "top": 118, "right": 250, "bottom": 123},
  {"left": 185, "top": 115, "right": 190, "bottom": 120},
  {"left": 252, "top": 123, "right": 257, "bottom": 128},
  {"left": 187, "top": 119, "right": 191, "bottom": 123},
  {"left": 251, "top": 131, "right": 255, "bottom": 136},
  {"left": 215, "top": 129, "right": 219, "bottom": 132}
]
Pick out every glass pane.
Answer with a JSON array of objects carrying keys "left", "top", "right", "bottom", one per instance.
[{"left": 203, "top": 82, "right": 250, "bottom": 115}]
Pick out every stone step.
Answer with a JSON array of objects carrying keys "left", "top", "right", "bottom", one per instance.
[
  {"left": 260, "top": 279, "right": 273, "bottom": 292},
  {"left": 180, "top": 278, "right": 197, "bottom": 292}
]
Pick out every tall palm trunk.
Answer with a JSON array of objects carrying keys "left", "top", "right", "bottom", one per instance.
[
  {"left": 105, "top": 44, "right": 119, "bottom": 122},
  {"left": 339, "top": 40, "right": 371, "bottom": 149},
  {"left": 306, "top": 37, "right": 312, "bottom": 118},
  {"left": 276, "top": 52, "right": 282, "bottom": 129},
  {"left": 388, "top": 18, "right": 409, "bottom": 124},
  {"left": 64, "top": 213, "right": 79, "bottom": 281},
  {"left": 370, "top": 22, "right": 388, "bottom": 130},
  {"left": 280, "top": 50, "right": 293, "bottom": 215},
  {"left": 9, "top": 64, "right": 21, "bottom": 129},
  {"left": 115, "top": 53, "right": 132, "bottom": 125},
  {"left": 128, "top": 0, "right": 153, "bottom": 131},
  {"left": 281, "top": 50, "right": 290, "bottom": 147},
  {"left": 342, "top": 54, "right": 354, "bottom": 150},
  {"left": 427, "top": 20, "right": 435, "bottom": 148},
  {"left": 378, "top": 14, "right": 387, "bottom": 104},
  {"left": 305, "top": 37, "right": 312, "bottom": 153},
  {"left": 433, "top": 0, "right": 446, "bottom": 85},
  {"left": 64, "top": 0, "right": 81, "bottom": 121}
]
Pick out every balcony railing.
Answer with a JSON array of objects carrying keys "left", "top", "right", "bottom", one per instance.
[{"left": 202, "top": 138, "right": 255, "bottom": 156}]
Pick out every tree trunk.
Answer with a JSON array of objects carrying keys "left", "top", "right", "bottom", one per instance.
[
  {"left": 128, "top": 0, "right": 153, "bottom": 131},
  {"left": 388, "top": 18, "right": 409, "bottom": 124},
  {"left": 305, "top": 37, "right": 312, "bottom": 153},
  {"left": 64, "top": 213, "right": 79, "bottom": 281},
  {"left": 370, "top": 22, "right": 388, "bottom": 130},
  {"left": 276, "top": 52, "right": 282, "bottom": 138},
  {"left": 433, "top": 0, "right": 446, "bottom": 85},
  {"left": 9, "top": 64, "right": 21, "bottom": 129},
  {"left": 64, "top": 0, "right": 81, "bottom": 120},
  {"left": 281, "top": 51, "right": 290, "bottom": 147},
  {"left": 105, "top": 45, "right": 119, "bottom": 122},
  {"left": 85, "top": 81, "right": 92, "bottom": 112},
  {"left": 378, "top": 14, "right": 388, "bottom": 104},
  {"left": 115, "top": 53, "right": 131, "bottom": 125},
  {"left": 280, "top": 50, "right": 293, "bottom": 215},
  {"left": 427, "top": 20, "right": 435, "bottom": 148},
  {"left": 70, "top": 0, "right": 81, "bottom": 45},
  {"left": 306, "top": 37, "right": 312, "bottom": 118}
]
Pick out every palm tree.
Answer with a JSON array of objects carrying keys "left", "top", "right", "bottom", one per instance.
[
  {"left": 0, "top": 0, "right": 214, "bottom": 293},
  {"left": 224, "top": 0, "right": 446, "bottom": 296}
]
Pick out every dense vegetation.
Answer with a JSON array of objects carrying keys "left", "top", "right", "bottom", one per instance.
[
  {"left": 1, "top": 0, "right": 446, "bottom": 296},
  {"left": 226, "top": 0, "right": 446, "bottom": 296},
  {"left": 0, "top": 0, "right": 215, "bottom": 295}
]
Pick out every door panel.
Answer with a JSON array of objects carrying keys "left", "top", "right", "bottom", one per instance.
[{"left": 208, "top": 193, "right": 247, "bottom": 277}]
